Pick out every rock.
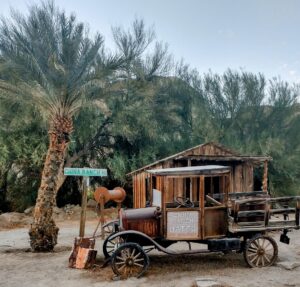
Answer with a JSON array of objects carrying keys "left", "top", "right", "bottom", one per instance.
[
  {"left": 0, "top": 212, "right": 27, "bottom": 228},
  {"left": 276, "top": 261, "right": 300, "bottom": 270},
  {"left": 53, "top": 206, "right": 63, "bottom": 214},
  {"left": 112, "top": 275, "right": 121, "bottom": 281},
  {"left": 0, "top": 214, "right": 10, "bottom": 228},
  {"left": 51, "top": 206, "right": 66, "bottom": 221},
  {"left": 195, "top": 278, "right": 228, "bottom": 287},
  {"left": 63, "top": 204, "right": 73, "bottom": 209},
  {"left": 53, "top": 212, "right": 66, "bottom": 221},
  {"left": 64, "top": 204, "right": 74, "bottom": 215},
  {"left": 24, "top": 206, "right": 34, "bottom": 215},
  {"left": 60, "top": 204, "right": 82, "bottom": 219},
  {"left": 87, "top": 199, "right": 97, "bottom": 208},
  {"left": 20, "top": 216, "right": 33, "bottom": 225}
]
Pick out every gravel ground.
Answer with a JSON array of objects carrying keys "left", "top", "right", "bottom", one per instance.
[{"left": 0, "top": 219, "right": 300, "bottom": 287}]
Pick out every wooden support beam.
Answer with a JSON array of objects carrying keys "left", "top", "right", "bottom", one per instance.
[
  {"left": 161, "top": 176, "right": 166, "bottom": 237},
  {"left": 262, "top": 160, "right": 268, "bottom": 192},
  {"left": 225, "top": 175, "right": 230, "bottom": 203},
  {"left": 200, "top": 176, "right": 205, "bottom": 239},
  {"left": 79, "top": 177, "right": 88, "bottom": 237},
  {"left": 192, "top": 178, "right": 198, "bottom": 202},
  {"left": 188, "top": 159, "right": 193, "bottom": 200},
  {"left": 150, "top": 174, "right": 153, "bottom": 202}
]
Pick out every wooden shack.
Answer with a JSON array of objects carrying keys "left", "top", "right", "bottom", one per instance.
[{"left": 128, "top": 142, "right": 271, "bottom": 209}]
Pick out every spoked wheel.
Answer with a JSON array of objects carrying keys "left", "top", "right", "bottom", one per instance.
[
  {"left": 103, "top": 233, "right": 125, "bottom": 259},
  {"left": 111, "top": 243, "right": 149, "bottom": 279},
  {"left": 243, "top": 235, "right": 278, "bottom": 267},
  {"left": 102, "top": 220, "right": 118, "bottom": 239}
]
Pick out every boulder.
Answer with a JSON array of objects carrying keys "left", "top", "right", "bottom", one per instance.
[
  {"left": 53, "top": 206, "right": 63, "bottom": 214},
  {"left": 0, "top": 212, "right": 27, "bottom": 228},
  {"left": 20, "top": 216, "right": 32, "bottom": 225},
  {"left": 0, "top": 214, "right": 10, "bottom": 228},
  {"left": 24, "top": 206, "right": 34, "bottom": 215},
  {"left": 61, "top": 204, "right": 82, "bottom": 219},
  {"left": 87, "top": 199, "right": 97, "bottom": 208}
]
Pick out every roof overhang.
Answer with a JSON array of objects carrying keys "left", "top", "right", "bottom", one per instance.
[
  {"left": 147, "top": 165, "right": 231, "bottom": 177},
  {"left": 175, "top": 155, "right": 272, "bottom": 164}
]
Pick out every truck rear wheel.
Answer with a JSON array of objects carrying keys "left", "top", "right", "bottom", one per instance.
[{"left": 243, "top": 235, "right": 278, "bottom": 267}]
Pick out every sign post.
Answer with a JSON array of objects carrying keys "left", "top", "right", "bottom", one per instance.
[
  {"left": 79, "top": 177, "right": 88, "bottom": 237},
  {"left": 64, "top": 167, "right": 107, "bottom": 237}
]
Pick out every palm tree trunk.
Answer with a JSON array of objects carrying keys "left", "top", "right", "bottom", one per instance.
[{"left": 29, "top": 116, "right": 72, "bottom": 251}]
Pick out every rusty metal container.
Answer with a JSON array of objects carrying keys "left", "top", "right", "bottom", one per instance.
[
  {"left": 94, "top": 186, "right": 126, "bottom": 204},
  {"left": 120, "top": 207, "right": 161, "bottom": 238}
]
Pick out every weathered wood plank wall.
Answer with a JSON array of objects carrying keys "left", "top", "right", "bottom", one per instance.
[{"left": 132, "top": 143, "right": 260, "bottom": 208}]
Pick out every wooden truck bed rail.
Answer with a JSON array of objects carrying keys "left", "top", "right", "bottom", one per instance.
[{"left": 228, "top": 196, "right": 300, "bottom": 233}]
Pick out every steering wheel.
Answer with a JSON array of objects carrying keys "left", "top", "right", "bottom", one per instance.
[{"left": 175, "top": 196, "right": 194, "bottom": 208}]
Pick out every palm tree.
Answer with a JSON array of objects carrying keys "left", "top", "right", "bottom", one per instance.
[
  {"left": 0, "top": 1, "right": 105, "bottom": 251},
  {"left": 0, "top": 0, "right": 168, "bottom": 251}
]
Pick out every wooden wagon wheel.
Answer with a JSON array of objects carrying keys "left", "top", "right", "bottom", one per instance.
[
  {"left": 102, "top": 220, "right": 118, "bottom": 239},
  {"left": 243, "top": 235, "right": 278, "bottom": 267},
  {"left": 111, "top": 242, "right": 149, "bottom": 279},
  {"left": 103, "top": 233, "right": 125, "bottom": 259}
]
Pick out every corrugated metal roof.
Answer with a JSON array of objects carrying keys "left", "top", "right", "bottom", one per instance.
[{"left": 147, "top": 165, "right": 230, "bottom": 176}]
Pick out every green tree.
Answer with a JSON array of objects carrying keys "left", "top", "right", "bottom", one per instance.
[
  {"left": 0, "top": 101, "right": 48, "bottom": 212},
  {"left": 191, "top": 69, "right": 300, "bottom": 196},
  {"left": 0, "top": 1, "right": 106, "bottom": 251}
]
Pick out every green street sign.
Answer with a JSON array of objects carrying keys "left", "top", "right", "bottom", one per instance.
[{"left": 64, "top": 167, "right": 107, "bottom": 177}]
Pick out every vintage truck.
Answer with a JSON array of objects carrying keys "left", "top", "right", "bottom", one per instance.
[{"left": 102, "top": 165, "right": 299, "bottom": 278}]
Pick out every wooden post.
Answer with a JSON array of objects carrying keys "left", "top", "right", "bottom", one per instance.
[
  {"left": 200, "top": 176, "right": 205, "bottom": 239},
  {"left": 225, "top": 175, "right": 230, "bottom": 204},
  {"left": 230, "top": 167, "right": 234, "bottom": 193},
  {"left": 188, "top": 159, "right": 193, "bottom": 200},
  {"left": 161, "top": 176, "right": 166, "bottom": 237},
  {"left": 192, "top": 178, "right": 198, "bottom": 202},
  {"left": 79, "top": 177, "right": 88, "bottom": 237},
  {"left": 100, "top": 195, "right": 105, "bottom": 239},
  {"left": 262, "top": 160, "right": 268, "bottom": 193},
  {"left": 150, "top": 174, "right": 153, "bottom": 203},
  {"left": 133, "top": 175, "right": 136, "bottom": 208}
]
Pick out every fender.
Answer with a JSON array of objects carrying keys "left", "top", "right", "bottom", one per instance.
[{"left": 109, "top": 230, "right": 212, "bottom": 255}]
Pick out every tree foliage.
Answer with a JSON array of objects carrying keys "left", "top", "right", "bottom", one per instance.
[{"left": 0, "top": 2, "right": 299, "bottom": 214}]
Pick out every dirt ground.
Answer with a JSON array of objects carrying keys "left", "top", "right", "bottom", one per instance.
[{"left": 0, "top": 218, "right": 300, "bottom": 287}]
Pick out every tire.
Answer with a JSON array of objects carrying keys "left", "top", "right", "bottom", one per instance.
[
  {"left": 243, "top": 234, "right": 278, "bottom": 268},
  {"left": 111, "top": 242, "right": 149, "bottom": 278},
  {"left": 103, "top": 233, "right": 124, "bottom": 259},
  {"left": 102, "top": 220, "right": 118, "bottom": 239}
]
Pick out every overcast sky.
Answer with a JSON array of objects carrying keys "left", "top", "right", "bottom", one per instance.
[{"left": 2, "top": 0, "right": 300, "bottom": 83}]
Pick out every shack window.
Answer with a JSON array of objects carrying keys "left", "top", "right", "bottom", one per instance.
[
  {"left": 145, "top": 177, "right": 151, "bottom": 203},
  {"left": 204, "top": 176, "right": 221, "bottom": 196},
  {"left": 184, "top": 178, "right": 191, "bottom": 199},
  {"left": 152, "top": 176, "right": 157, "bottom": 189},
  {"left": 152, "top": 188, "right": 161, "bottom": 208}
]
